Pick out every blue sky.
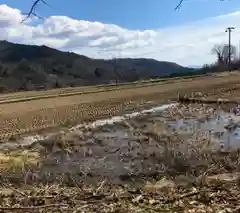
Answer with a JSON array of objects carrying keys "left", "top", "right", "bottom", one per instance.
[
  {"left": 1, "top": 0, "right": 240, "bottom": 66},
  {"left": 5, "top": 0, "right": 240, "bottom": 29}
]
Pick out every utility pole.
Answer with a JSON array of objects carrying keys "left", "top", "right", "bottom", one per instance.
[
  {"left": 225, "top": 27, "right": 235, "bottom": 72},
  {"left": 113, "top": 57, "right": 118, "bottom": 85}
]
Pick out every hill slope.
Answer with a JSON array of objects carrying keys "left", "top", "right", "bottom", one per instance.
[{"left": 0, "top": 40, "right": 193, "bottom": 92}]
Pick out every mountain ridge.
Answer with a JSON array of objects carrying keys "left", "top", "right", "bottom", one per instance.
[{"left": 0, "top": 40, "right": 193, "bottom": 92}]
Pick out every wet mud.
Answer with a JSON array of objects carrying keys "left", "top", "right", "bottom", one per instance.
[{"left": 1, "top": 103, "right": 238, "bottom": 186}]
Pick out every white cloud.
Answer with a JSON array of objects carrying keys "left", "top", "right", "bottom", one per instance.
[
  {"left": 0, "top": 4, "right": 240, "bottom": 66},
  {"left": 0, "top": 4, "right": 23, "bottom": 27}
]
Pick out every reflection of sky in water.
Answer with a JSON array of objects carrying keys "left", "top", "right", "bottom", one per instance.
[
  {"left": 166, "top": 109, "right": 240, "bottom": 150},
  {"left": 167, "top": 119, "right": 199, "bottom": 135}
]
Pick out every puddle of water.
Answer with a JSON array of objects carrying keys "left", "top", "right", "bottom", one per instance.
[
  {"left": 4, "top": 103, "right": 240, "bottom": 152},
  {"left": 0, "top": 135, "right": 49, "bottom": 152},
  {"left": 41, "top": 126, "right": 164, "bottom": 184},
  {"left": 4, "top": 103, "right": 239, "bottom": 184},
  {"left": 166, "top": 109, "right": 240, "bottom": 150}
]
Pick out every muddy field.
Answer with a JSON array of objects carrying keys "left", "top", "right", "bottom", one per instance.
[
  {"left": 0, "top": 100, "right": 239, "bottom": 212},
  {"left": 1, "top": 74, "right": 240, "bottom": 212},
  {"left": 1, "top": 73, "right": 240, "bottom": 141},
  {"left": 15, "top": 103, "right": 239, "bottom": 184}
]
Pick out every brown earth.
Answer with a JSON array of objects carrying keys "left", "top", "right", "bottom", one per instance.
[
  {"left": 0, "top": 102, "right": 239, "bottom": 212},
  {"left": 0, "top": 74, "right": 240, "bottom": 212},
  {"left": 1, "top": 74, "right": 240, "bottom": 140}
]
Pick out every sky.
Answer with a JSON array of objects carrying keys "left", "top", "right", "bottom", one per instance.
[{"left": 1, "top": 0, "right": 240, "bottom": 66}]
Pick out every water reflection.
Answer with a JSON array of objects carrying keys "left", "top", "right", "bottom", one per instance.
[{"left": 166, "top": 109, "right": 240, "bottom": 150}]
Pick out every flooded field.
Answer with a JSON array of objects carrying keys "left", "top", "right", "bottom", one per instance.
[
  {"left": 160, "top": 106, "right": 240, "bottom": 151},
  {"left": 0, "top": 102, "right": 239, "bottom": 212},
  {"left": 1, "top": 102, "right": 239, "bottom": 185}
]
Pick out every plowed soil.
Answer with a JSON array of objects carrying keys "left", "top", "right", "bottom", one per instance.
[{"left": 1, "top": 74, "right": 240, "bottom": 140}]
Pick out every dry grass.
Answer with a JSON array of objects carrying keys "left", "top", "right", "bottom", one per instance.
[
  {"left": 0, "top": 72, "right": 209, "bottom": 102},
  {"left": 0, "top": 71, "right": 234, "bottom": 103},
  {"left": 0, "top": 151, "right": 40, "bottom": 173},
  {"left": 0, "top": 178, "right": 238, "bottom": 213},
  {"left": 0, "top": 75, "right": 193, "bottom": 103}
]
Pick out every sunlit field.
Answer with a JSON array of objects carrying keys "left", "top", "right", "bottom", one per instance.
[{"left": 0, "top": 73, "right": 240, "bottom": 212}]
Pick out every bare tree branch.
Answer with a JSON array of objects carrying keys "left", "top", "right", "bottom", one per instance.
[
  {"left": 175, "top": 0, "right": 184, "bottom": 10},
  {"left": 175, "top": 0, "right": 225, "bottom": 10},
  {"left": 22, "top": 0, "right": 228, "bottom": 22},
  {"left": 21, "top": 0, "right": 50, "bottom": 22}
]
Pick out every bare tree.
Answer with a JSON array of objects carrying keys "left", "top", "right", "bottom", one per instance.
[
  {"left": 212, "top": 44, "right": 225, "bottom": 65},
  {"left": 211, "top": 44, "right": 237, "bottom": 65}
]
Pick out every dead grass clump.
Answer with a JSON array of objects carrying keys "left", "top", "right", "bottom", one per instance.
[
  {"left": 0, "top": 150, "right": 40, "bottom": 173},
  {"left": 35, "top": 133, "right": 69, "bottom": 152}
]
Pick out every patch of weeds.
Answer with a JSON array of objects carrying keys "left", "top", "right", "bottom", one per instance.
[{"left": 0, "top": 150, "right": 40, "bottom": 173}]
